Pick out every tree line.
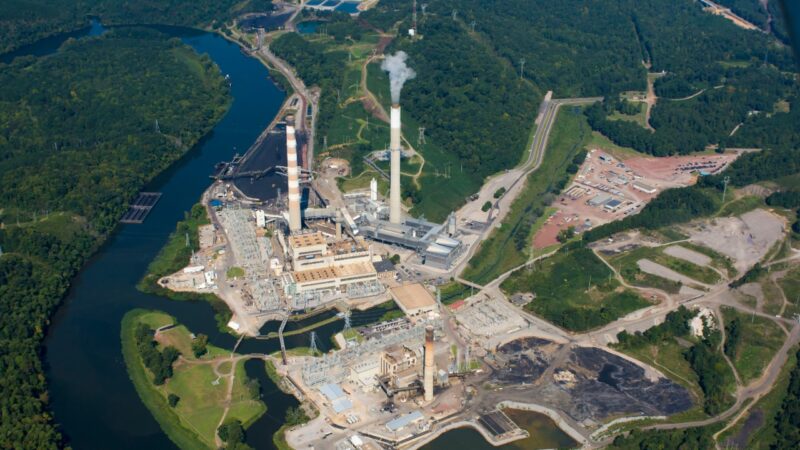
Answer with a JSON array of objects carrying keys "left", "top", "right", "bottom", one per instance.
[{"left": 0, "top": 0, "right": 275, "bottom": 54}]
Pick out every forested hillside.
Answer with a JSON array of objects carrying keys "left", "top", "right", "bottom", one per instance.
[
  {"left": 586, "top": 66, "right": 797, "bottom": 155},
  {"left": 275, "top": 9, "right": 539, "bottom": 218},
  {"left": 0, "top": 0, "right": 273, "bottom": 54},
  {"left": 716, "top": 0, "right": 791, "bottom": 43},
  {"left": 391, "top": 17, "right": 540, "bottom": 176},
  {"left": 0, "top": 29, "right": 230, "bottom": 448}
]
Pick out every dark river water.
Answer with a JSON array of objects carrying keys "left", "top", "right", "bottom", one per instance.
[
  {"left": 32, "top": 18, "right": 570, "bottom": 450},
  {"left": 41, "top": 24, "right": 295, "bottom": 450}
]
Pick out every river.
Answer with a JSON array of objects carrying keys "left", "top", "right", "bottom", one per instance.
[
  {"left": 36, "top": 18, "right": 568, "bottom": 450},
  {"left": 42, "top": 24, "right": 293, "bottom": 450}
]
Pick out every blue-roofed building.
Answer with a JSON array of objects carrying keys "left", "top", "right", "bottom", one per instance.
[
  {"left": 320, "top": 383, "right": 345, "bottom": 401},
  {"left": 332, "top": 397, "right": 353, "bottom": 413},
  {"left": 209, "top": 199, "right": 223, "bottom": 208},
  {"left": 385, "top": 410, "right": 424, "bottom": 432},
  {"left": 320, "top": 383, "right": 353, "bottom": 413}
]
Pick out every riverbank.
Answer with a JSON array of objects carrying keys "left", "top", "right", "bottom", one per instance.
[
  {"left": 43, "top": 26, "right": 288, "bottom": 449},
  {"left": 122, "top": 309, "right": 267, "bottom": 449}
]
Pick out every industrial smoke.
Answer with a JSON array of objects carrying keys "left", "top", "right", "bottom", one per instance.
[{"left": 381, "top": 51, "right": 416, "bottom": 103}]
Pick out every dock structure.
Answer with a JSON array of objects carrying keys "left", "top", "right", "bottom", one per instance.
[{"left": 120, "top": 192, "right": 162, "bottom": 224}]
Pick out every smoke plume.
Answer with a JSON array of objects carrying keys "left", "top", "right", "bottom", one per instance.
[{"left": 381, "top": 51, "right": 416, "bottom": 103}]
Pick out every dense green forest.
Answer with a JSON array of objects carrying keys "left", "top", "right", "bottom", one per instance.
[
  {"left": 716, "top": 0, "right": 792, "bottom": 43},
  {"left": 0, "top": 29, "right": 230, "bottom": 448},
  {"left": 269, "top": 15, "right": 353, "bottom": 151},
  {"left": 774, "top": 349, "right": 800, "bottom": 449},
  {"left": 275, "top": 9, "right": 540, "bottom": 213},
  {"left": 0, "top": 0, "right": 273, "bottom": 54},
  {"left": 587, "top": 67, "right": 798, "bottom": 155},
  {"left": 609, "top": 427, "right": 715, "bottom": 449},
  {"left": 390, "top": 17, "right": 540, "bottom": 176},
  {"left": 415, "top": 0, "right": 792, "bottom": 97}
]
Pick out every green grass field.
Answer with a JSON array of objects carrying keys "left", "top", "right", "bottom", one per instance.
[
  {"left": 502, "top": 246, "right": 651, "bottom": 331},
  {"left": 463, "top": 107, "right": 593, "bottom": 285},
  {"left": 679, "top": 242, "right": 738, "bottom": 279},
  {"left": 717, "top": 195, "right": 764, "bottom": 218},
  {"left": 609, "top": 245, "right": 721, "bottom": 287},
  {"left": 608, "top": 102, "right": 648, "bottom": 128},
  {"left": 438, "top": 281, "right": 473, "bottom": 305},
  {"left": 121, "top": 309, "right": 265, "bottom": 449},
  {"left": 722, "top": 307, "right": 785, "bottom": 383}
]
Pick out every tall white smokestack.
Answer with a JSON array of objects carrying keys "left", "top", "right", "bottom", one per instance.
[
  {"left": 389, "top": 105, "right": 402, "bottom": 224},
  {"left": 423, "top": 325, "right": 434, "bottom": 402},
  {"left": 286, "top": 124, "right": 301, "bottom": 233}
]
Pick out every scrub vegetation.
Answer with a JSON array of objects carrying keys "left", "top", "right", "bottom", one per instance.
[
  {"left": 722, "top": 306, "right": 785, "bottom": 383},
  {"left": 502, "top": 245, "right": 651, "bottom": 332}
]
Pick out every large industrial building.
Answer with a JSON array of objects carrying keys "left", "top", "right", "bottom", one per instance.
[{"left": 389, "top": 283, "right": 437, "bottom": 321}]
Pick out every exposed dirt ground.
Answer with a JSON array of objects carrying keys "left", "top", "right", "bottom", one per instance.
[
  {"left": 682, "top": 209, "right": 785, "bottom": 273},
  {"left": 534, "top": 150, "right": 738, "bottom": 248}
]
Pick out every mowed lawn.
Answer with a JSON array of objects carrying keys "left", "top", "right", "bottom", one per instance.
[{"left": 122, "top": 310, "right": 265, "bottom": 449}]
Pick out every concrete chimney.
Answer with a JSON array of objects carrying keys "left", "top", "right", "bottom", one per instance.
[
  {"left": 389, "top": 105, "right": 402, "bottom": 224},
  {"left": 423, "top": 325, "right": 434, "bottom": 402},
  {"left": 286, "top": 124, "right": 301, "bottom": 233}
]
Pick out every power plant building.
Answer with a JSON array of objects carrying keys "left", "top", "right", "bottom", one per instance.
[{"left": 390, "top": 283, "right": 437, "bottom": 320}]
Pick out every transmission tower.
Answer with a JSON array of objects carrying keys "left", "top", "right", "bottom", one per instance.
[
  {"left": 418, "top": 127, "right": 426, "bottom": 145},
  {"left": 470, "top": 20, "right": 476, "bottom": 32},
  {"left": 452, "top": 9, "right": 457, "bottom": 20},
  {"left": 519, "top": 58, "right": 526, "bottom": 80},
  {"left": 412, "top": 0, "right": 417, "bottom": 32},
  {"left": 309, "top": 331, "right": 318, "bottom": 355},
  {"left": 185, "top": 232, "right": 190, "bottom": 248},
  {"left": 323, "top": 135, "right": 328, "bottom": 152},
  {"left": 722, "top": 175, "right": 731, "bottom": 203},
  {"left": 154, "top": 119, "right": 160, "bottom": 134},
  {"left": 421, "top": 3, "right": 428, "bottom": 16},
  {"left": 343, "top": 310, "right": 352, "bottom": 332}
]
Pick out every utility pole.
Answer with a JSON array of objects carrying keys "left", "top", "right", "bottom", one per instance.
[
  {"left": 722, "top": 175, "right": 731, "bottom": 203},
  {"left": 519, "top": 58, "right": 526, "bottom": 80}
]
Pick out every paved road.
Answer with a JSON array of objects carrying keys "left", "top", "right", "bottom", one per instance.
[{"left": 451, "top": 96, "right": 602, "bottom": 284}]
